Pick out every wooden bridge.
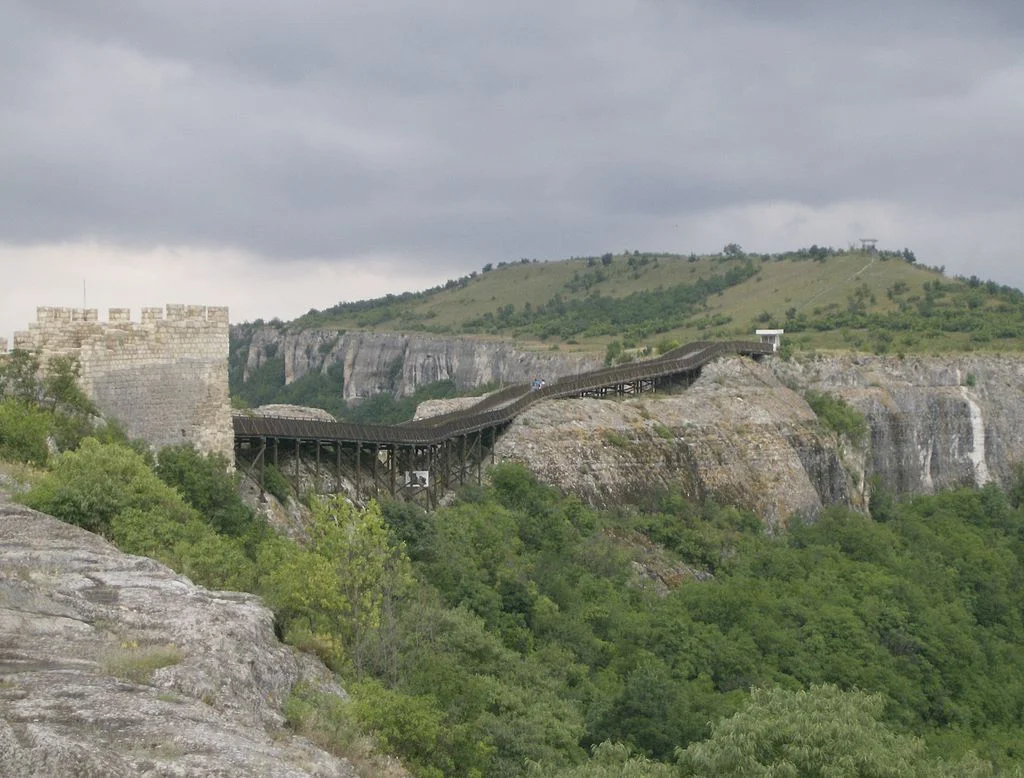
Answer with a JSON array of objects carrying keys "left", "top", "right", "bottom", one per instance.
[{"left": 233, "top": 339, "right": 773, "bottom": 507}]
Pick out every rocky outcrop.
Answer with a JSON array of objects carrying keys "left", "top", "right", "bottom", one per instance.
[
  {"left": 240, "top": 327, "right": 602, "bottom": 402},
  {"left": 240, "top": 330, "right": 1024, "bottom": 525},
  {"left": 0, "top": 498, "right": 356, "bottom": 777},
  {"left": 494, "top": 358, "right": 856, "bottom": 527}
]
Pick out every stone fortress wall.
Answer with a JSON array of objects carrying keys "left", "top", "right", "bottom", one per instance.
[{"left": 12, "top": 305, "right": 233, "bottom": 458}]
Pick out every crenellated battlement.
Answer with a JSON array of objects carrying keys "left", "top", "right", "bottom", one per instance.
[
  {"left": 14, "top": 305, "right": 230, "bottom": 352},
  {"left": 10, "top": 304, "right": 232, "bottom": 458}
]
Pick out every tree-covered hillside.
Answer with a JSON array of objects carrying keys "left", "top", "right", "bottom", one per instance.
[
  {"left": 280, "top": 245, "right": 1024, "bottom": 356},
  {"left": 10, "top": 436, "right": 1024, "bottom": 774}
]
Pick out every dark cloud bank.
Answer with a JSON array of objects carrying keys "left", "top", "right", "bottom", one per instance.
[{"left": 1, "top": 0, "right": 1022, "bottom": 289}]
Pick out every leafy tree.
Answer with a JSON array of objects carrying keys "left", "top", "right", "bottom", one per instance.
[
  {"left": 155, "top": 443, "right": 260, "bottom": 537},
  {"left": 605, "top": 341, "right": 624, "bottom": 367},
  {"left": 21, "top": 438, "right": 194, "bottom": 534},
  {"left": 677, "top": 684, "right": 927, "bottom": 777},
  {"left": 532, "top": 741, "right": 675, "bottom": 778},
  {"left": 40, "top": 355, "right": 97, "bottom": 416},
  {"left": 0, "top": 349, "right": 41, "bottom": 403},
  {"left": 1009, "top": 463, "right": 1024, "bottom": 510},
  {"left": 308, "top": 496, "right": 414, "bottom": 671},
  {"left": 0, "top": 398, "right": 51, "bottom": 465}
]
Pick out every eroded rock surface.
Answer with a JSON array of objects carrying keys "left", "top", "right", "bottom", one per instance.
[
  {"left": 238, "top": 327, "right": 601, "bottom": 403},
  {"left": 0, "top": 503, "right": 355, "bottom": 777},
  {"left": 772, "top": 354, "right": 1024, "bottom": 495},
  {"left": 248, "top": 404, "right": 338, "bottom": 422},
  {"left": 495, "top": 358, "right": 854, "bottom": 527}
]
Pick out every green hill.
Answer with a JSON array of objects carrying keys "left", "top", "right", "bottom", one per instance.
[{"left": 290, "top": 246, "right": 1024, "bottom": 357}]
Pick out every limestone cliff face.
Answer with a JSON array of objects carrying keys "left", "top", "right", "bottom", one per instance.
[
  {"left": 771, "top": 355, "right": 1024, "bottom": 496},
  {"left": 485, "top": 352, "right": 1024, "bottom": 524},
  {"left": 0, "top": 496, "right": 363, "bottom": 777},
  {"left": 240, "top": 327, "right": 602, "bottom": 402}
]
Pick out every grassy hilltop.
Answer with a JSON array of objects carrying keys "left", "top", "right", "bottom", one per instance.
[{"left": 287, "top": 246, "right": 1024, "bottom": 357}]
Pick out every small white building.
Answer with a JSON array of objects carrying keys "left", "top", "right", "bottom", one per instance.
[{"left": 755, "top": 329, "right": 785, "bottom": 353}]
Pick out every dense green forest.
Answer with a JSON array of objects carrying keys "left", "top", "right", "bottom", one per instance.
[{"left": 5, "top": 353, "right": 1024, "bottom": 776}]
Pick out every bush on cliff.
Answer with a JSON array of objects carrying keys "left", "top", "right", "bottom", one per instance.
[
  {"left": 0, "top": 398, "right": 51, "bottom": 466},
  {"left": 804, "top": 389, "right": 869, "bottom": 444},
  {"left": 21, "top": 438, "right": 195, "bottom": 535},
  {"left": 155, "top": 443, "right": 262, "bottom": 537}
]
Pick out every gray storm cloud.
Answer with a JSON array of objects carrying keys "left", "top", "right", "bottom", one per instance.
[{"left": 1, "top": 0, "right": 1022, "bottom": 309}]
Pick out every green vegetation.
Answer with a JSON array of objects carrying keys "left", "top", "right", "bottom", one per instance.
[
  {"left": 675, "top": 684, "right": 1002, "bottom": 778},
  {"left": 804, "top": 389, "right": 870, "bottom": 444},
  {"left": 11, "top": 428, "right": 1024, "bottom": 774},
  {"left": 7, "top": 348, "right": 1024, "bottom": 774},
  {"left": 0, "top": 350, "right": 124, "bottom": 465}
]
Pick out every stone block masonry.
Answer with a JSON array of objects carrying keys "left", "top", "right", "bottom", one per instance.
[{"left": 13, "top": 305, "right": 233, "bottom": 459}]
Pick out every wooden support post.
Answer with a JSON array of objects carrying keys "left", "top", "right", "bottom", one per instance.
[
  {"left": 427, "top": 445, "right": 435, "bottom": 509},
  {"left": 390, "top": 446, "right": 397, "bottom": 497},
  {"left": 258, "top": 438, "right": 266, "bottom": 496},
  {"left": 315, "top": 440, "right": 322, "bottom": 495},
  {"left": 459, "top": 435, "right": 467, "bottom": 485},
  {"left": 354, "top": 443, "right": 360, "bottom": 501},
  {"left": 373, "top": 444, "right": 380, "bottom": 497}
]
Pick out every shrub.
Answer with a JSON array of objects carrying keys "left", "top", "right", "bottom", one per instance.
[
  {"left": 263, "top": 463, "right": 292, "bottom": 504},
  {"left": 155, "top": 443, "right": 259, "bottom": 536},
  {"left": 603, "top": 430, "right": 630, "bottom": 448},
  {"left": 0, "top": 399, "right": 51, "bottom": 466},
  {"left": 21, "top": 438, "right": 195, "bottom": 535},
  {"left": 804, "top": 390, "right": 868, "bottom": 445}
]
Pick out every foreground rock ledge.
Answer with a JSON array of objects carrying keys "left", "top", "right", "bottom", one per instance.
[{"left": 0, "top": 502, "right": 356, "bottom": 777}]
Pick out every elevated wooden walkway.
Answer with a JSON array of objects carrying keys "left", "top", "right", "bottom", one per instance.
[{"left": 233, "top": 339, "right": 772, "bottom": 506}]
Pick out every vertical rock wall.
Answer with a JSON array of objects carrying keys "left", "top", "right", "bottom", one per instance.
[
  {"left": 240, "top": 327, "right": 604, "bottom": 401},
  {"left": 13, "top": 305, "right": 232, "bottom": 458},
  {"left": 772, "top": 355, "right": 1024, "bottom": 495}
]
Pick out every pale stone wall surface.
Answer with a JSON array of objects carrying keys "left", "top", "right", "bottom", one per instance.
[{"left": 13, "top": 305, "right": 232, "bottom": 458}]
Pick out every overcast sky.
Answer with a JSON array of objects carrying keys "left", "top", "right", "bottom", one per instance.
[{"left": 2, "top": 1, "right": 1022, "bottom": 341}]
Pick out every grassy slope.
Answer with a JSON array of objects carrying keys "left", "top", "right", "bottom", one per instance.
[{"left": 285, "top": 249, "right": 1024, "bottom": 356}]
